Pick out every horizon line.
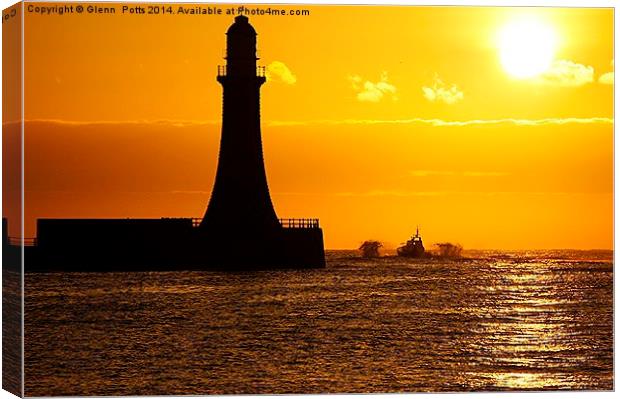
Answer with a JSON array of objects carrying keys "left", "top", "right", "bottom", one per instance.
[{"left": 2, "top": 116, "right": 614, "bottom": 128}]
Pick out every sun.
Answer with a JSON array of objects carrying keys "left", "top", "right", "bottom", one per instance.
[{"left": 497, "top": 19, "right": 558, "bottom": 79}]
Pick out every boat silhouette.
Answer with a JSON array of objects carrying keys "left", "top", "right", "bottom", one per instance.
[{"left": 397, "top": 226, "right": 426, "bottom": 258}]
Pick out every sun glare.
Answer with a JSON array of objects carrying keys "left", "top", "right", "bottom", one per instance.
[{"left": 497, "top": 19, "right": 558, "bottom": 79}]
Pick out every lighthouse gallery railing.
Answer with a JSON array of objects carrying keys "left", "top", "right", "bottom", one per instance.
[{"left": 217, "top": 65, "right": 266, "bottom": 77}]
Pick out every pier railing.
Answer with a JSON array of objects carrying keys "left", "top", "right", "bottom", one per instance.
[
  {"left": 190, "top": 218, "right": 319, "bottom": 229},
  {"left": 3, "top": 218, "right": 320, "bottom": 248},
  {"left": 279, "top": 218, "right": 320, "bottom": 229}
]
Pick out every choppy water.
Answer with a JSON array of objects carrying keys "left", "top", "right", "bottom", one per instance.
[{"left": 25, "top": 250, "right": 613, "bottom": 395}]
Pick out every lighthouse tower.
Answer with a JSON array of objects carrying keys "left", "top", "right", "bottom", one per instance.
[
  {"left": 23, "top": 15, "right": 325, "bottom": 271},
  {"left": 197, "top": 15, "right": 326, "bottom": 269},
  {"left": 201, "top": 15, "right": 280, "bottom": 236}
]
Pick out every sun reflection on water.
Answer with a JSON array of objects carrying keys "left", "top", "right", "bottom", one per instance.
[{"left": 24, "top": 252, "right": 613, "bottom": 395}]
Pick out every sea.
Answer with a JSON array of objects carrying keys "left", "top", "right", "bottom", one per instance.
[{"left": 23, "top": 250, "right": 613, "bottom": 395}]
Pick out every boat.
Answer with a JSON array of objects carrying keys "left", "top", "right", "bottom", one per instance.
[{"left": 397, "top": 226, "right": 426, "bottom": 258}]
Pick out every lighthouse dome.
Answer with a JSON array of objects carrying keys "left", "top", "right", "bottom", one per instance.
[{"left": 226, "top": 15, "right": 257, "bottom": 36}]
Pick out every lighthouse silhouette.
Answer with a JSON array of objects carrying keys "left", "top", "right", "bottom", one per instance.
[
  {"left": 197, "top": 15, "right": 325, "bottom": 269},
  {"left": 201, "top": 15, "right": 279, "bottom": 235},
  {"left": 21, "top": 15, "right": 325, "bottom": 272}
]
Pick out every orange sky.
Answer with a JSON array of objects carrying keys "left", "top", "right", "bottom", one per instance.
[{"left": 6, "top": 2, "right": 614, "bottom": 249}]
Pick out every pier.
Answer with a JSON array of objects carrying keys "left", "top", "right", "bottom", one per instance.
[{"left": 4, "top": 16, "right": 325, "bottom": 272}]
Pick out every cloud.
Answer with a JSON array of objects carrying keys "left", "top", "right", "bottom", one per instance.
[
  {"left": 8, "top": 119, "right": 220, "bottom": 127},
  {"left": 410, "top": 170, "right": 508, "bottom": 177},
  {"left": 538, "top": 59, "right": 594, "bottom": 86},
  {"left": 266, "top": 61, "right": 297, "bottom": 84},
  {"left": 599, "top": 72, "right": 614, "bottom": 85},
  {"left": 273, "top": 190, "right": 611, "bottom": 198},
  {"left": 598, "top": 60, "right": 614, "bottom": 85},
  {"left": 334, "top": 190, "right": 444, "bottom": 197},
  {"left": 265, "top": 117, "right": 612, "bottom": 127},
  {"left": 410, "top": 170, "right": 456, "bottom": 177},
  {"left": 348, "top": 72, "right": 397, "bottom": 102},
  {"left": 12, "top": 117, "right": 612, "bottom": 129},
  {"left": 170, "top": 190, "right": 210, "bottom": 195},
  {"left": 462, "top": 171, "right": 508, "bottom": 177},
  {"left": 422, "top": 76, "right": 464, "bottom": 104},
  {"left": 330, "top": 190, "right": 598, "bottom": 198}
]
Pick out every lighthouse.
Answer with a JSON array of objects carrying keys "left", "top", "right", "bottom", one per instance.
[
  {"left": 200, "top": 15, "right": 280, "bottom": 235},
  {"left": 198, "top": 15, "right": 325, "bottom": 269},
  {"left": 22, "top": 15, "right": 325, "bottom": 271}
]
